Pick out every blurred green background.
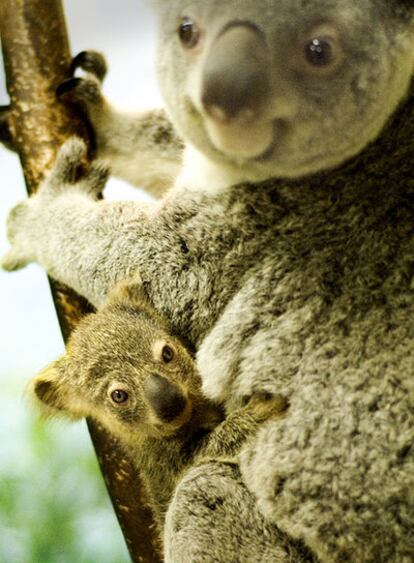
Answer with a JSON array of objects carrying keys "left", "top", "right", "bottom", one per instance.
[
  {"left": 0, "top": 388, "right": 129, "bottom": 562},
  {"left": 0, "top": 1, "right": 161, "bottom": 561}
]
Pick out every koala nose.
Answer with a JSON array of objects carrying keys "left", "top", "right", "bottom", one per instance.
[
  {"left": 143, "top": 373, "right": 188, "bottom": 423},
  {"left": 201, "top": 23, "right": 270, "bottom": 122}
]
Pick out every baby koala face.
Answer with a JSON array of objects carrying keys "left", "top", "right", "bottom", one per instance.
[
  {"left": 30, "top": 283, "right": 202, "bottom": 443},
  {"left": 154, "top": 0, "right": 414, "bottom": 179}
]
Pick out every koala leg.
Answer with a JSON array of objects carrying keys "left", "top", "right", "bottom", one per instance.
[
  {"left": 57, "top": 51, "right": 184, "bottom": 195},
  {"left": 164, "top": 461, "right": 316, "bottom": 563}
]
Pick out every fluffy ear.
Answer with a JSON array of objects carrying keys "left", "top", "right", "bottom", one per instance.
[
  {"left": 106, "top": 277, "right": 168, "bottom": 325},
  {"left": 28, "top": 358, "right": 82, "bottom": 420},
  {"left": 110, "top": 277, "right": 148, "bottom": 306}
]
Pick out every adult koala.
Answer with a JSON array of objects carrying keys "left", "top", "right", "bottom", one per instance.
[{"left": 3, "top": 0, "right": 414, "bottom": 561}]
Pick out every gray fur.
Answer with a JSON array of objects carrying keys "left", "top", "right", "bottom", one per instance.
[
  {"left": 30, "top": 280, "right": 297, "bottom": 561},
  {"left": 60, "top": 52, "right": 183, "bottom": 197},
  {"left": 4, "top": 1, "right": 414, "bottom": 561},
  {"left": 165, "top": 462, "right": 313, "bottom": 563}
]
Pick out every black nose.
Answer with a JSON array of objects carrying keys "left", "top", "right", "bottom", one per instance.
[
  {"left": 201, "top": 23, "right": 270, "bottom": 122},
  {"left": 143, "top": 374, "right": 187, "bottom": 423}
]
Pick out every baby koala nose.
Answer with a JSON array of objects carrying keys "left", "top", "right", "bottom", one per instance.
[
  {"left": 201, "top": 22, "right": 271, "bottom": 123},
  {"left": 144, "top": 373, "right": 188, "bottom": 423}
]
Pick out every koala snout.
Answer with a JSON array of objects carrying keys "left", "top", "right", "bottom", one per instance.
[
  {"left": 143, "top": 373, "right": 191, "bottom": 426},
  {"left": 201, "top": 22, "right": 270, "bottom": 123},
  {"left": 200, "top": 22, "right": 274, "bottom": 159}
]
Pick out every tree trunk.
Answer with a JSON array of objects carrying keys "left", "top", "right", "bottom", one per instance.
[{"left": 0, "top": 1, "right": 162, "bottom": 561}]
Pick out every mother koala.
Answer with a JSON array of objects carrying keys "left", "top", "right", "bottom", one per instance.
[{"left": 3, "top": 1, "right": 414, "bottom": 561}]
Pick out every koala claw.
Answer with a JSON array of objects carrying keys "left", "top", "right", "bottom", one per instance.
[
  {"left": 56, "top": 77, "right": 82, "bottom": 98},
  {"left": 0, "top": 106, "right": 16, "bottom": 152},
  {"left": 56, "top": 76, "right": 102, "bottom": 107},
  {"left": 70, "top": 50, "right": 107, "bottom": 82},
  {"left": 57, "top": 51, "right": 107, "bottom": 109}
]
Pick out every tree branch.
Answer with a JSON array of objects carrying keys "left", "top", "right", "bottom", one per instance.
[{"left": 0, "top": 1, "right": 161, "bottom": 560}]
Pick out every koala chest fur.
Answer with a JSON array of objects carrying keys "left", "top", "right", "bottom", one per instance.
[{"left": 135, "top": 90, "right": 414, "bottom": 412}]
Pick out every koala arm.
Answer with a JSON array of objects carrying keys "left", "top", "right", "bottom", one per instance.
[
  {"left": 2, "top": 138, "right": 153, "bottom": 307},
  {"left": 197, "top": 266, "right": 309, "bottom": 410},
  {"left": 58, "top": 52, "right": 184, "bottom": 197},
  {"left": 91, "top": 105, "right": 183, "bottom": 197},
  {"left": 196, "top": 394, "right": 288, "bottom": 463}
]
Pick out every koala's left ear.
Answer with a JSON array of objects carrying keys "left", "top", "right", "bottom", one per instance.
[
  {"left": 107, "top": 278, "right": 169, "bottom": 325},
  {"left": 28, "top": 357, "right": 79, "bottom": 418}
]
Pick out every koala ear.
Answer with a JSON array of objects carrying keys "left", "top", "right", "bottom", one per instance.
[
  {"left": 113, "top": 278, "right": 149, "bottom": 307},
  {"left": 29, "top": 357, "right": 80, "bottom": 419},
  {"left": 107, "top": 278, "right": 168, "bottom": 325}
]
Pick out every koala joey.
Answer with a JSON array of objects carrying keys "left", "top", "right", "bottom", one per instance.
[
  {"left": 30, "top": 279, "right": 295, "bottom": 559},
  {"left": 4, "top": 1, "right": 414, "bottom": 562}
]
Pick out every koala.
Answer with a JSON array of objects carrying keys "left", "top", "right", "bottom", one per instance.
[
  {"left": 29, "top": 279, "right": 307, "bottom": 562},
  {"left": 3, "top": 1, "right": 414, "bottom": 561}
]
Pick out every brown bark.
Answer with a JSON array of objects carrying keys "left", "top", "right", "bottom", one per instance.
[{"left": 0, "top": 1, "right": 161, "bottom": 561}]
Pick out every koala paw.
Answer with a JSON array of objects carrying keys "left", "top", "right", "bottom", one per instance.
[
  {"left": 57, "top": 77, "right": 102, "bottom": 108},
  {"left": 1, "top": 249, "right": 28, "bottom": 271},
  {"left": 1, "top": 200, "right": 38, "bottom": 271},
  {"left": 244, "top": 392, "right": 289, "bottom": 423},
  {"left": 57, "top": 51, "right": 107, "bottom": 109},
  {"left": 1, "top": 138, "right": 109, "bottom": 272},
  {"left": 46, "top": 137, "right": 109, "bottom": 197}
]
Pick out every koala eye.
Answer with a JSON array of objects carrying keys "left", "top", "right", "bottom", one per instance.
[
  {"left": 178, "top": 17, "right": 200, "bottom": 49},
  {"left": 305, "top": 38, "right": 333, "bottom": 66},
  {"left": 301, "top": 25, "right": 343, "bottom": 73},
  {"left": 161, "top": 345, "right": 175, "bottom": 363},
  {"left": 110, "top": 389, "right": 129, "bottom": 404}
]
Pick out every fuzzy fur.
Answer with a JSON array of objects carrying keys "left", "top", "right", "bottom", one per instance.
[
  {"left": 30, "top": 281, "right": 294, "bottom": 561},
  {"left": 3, "top": 1, "right": 414, "bottom": 561}
]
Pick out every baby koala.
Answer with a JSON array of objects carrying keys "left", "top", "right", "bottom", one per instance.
[{"left": 30, "top": 279, "right": 287, "bottom": 539}]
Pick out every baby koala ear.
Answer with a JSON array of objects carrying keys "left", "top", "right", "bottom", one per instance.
[
  {"left": 28, "top": 357, "right": 76, "bottom": 418},
  {"left": 107, "top": 277, "right": 168, "bottom": 323},
  {"left": 108, "top": 277, "right": 147, "bottom": 308}
]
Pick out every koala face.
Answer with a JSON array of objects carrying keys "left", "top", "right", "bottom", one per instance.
[
  {"left": 154, "top": 0, "right": 414, "bottom": 179},
  {"left": 30, "top": 288, "right": 201, "bottom": 443}
]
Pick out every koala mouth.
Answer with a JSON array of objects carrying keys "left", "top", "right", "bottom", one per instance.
[{"left": 204, "top": 115, "right": 276, "bottom": 160}]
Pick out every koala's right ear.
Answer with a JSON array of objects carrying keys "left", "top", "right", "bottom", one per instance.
[{"left": 28, "top": 357, "right": 81, "bottom": 419}]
